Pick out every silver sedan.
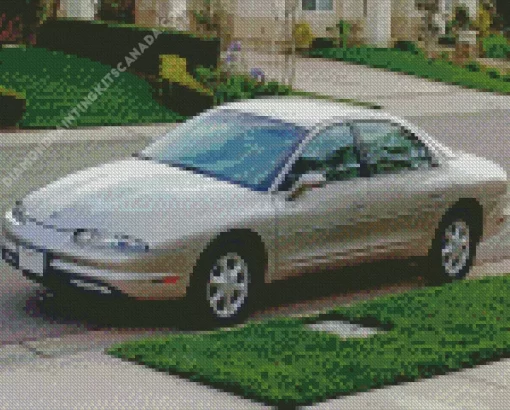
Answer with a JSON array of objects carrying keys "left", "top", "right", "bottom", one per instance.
[{"left": 2, "top": 97, "right": 507, "bottom": 327}]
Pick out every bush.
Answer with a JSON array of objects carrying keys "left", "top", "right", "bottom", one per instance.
[
  {"left": 37, "top": 19, "right": 221, "bottom": 77},
  {"left": 0, "top": 87, "right": 25, "bottom": 127},
  {"left": 464, "top": 61, "right": 482, "bottom": 72},
  {"left": 482, "top": 34, "right": 510, "bottom": 59},
  {"left": 193, "top": 67, "right": 291, "bottom": 107},
  {"left": 393, "top": 40, "right": 422, "bottom": 55},
  {"left": 486, "top": 69, "right": 501, "bottom": 79},
  {"left": 311, "top": 37, "right": 335, "bottom": 50},
  {"left": 294, "top": 22, "right": 314, "bottom": 49}
]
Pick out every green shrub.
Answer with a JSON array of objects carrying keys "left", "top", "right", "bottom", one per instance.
[
  {"left": 393, "top": 40, "right": 422, "bottom": 55},
  {"left": 482, "top": 34, "right": 510, "bottom": 59},
  {"left": 311, "top": 37, "right": 335, "bottom": 50},
  {"left": 502, "top": 74, "right": 510, "bottom": 82},
  {"left": 464, "top": 61, "right": 481, "bottom": 72},
  {"left": 486, "top": 69, "right": 501, "bottom": 79},
  {"left": 193, "top": 67, "right": 291, "bottom": 105},
  {"left": 0, "top": 86, "right": 26, "bottom": 127}
]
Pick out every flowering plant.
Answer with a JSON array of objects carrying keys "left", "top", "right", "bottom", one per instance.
[
  {"left": 250, "top": 68, "right": 265, "bottom": 83},
  {"left": 0, "top": 14, "right": 22, "bottom": 43},
  {"left": 228, "top": 41, "right": 242, "bottom": 52}
]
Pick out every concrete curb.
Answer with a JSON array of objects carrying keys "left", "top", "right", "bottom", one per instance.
[{"left": 0, "top": 124, "right": 176, "bottom": 146}]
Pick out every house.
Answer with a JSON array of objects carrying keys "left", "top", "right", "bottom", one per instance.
[{"left": 52, "top": 0, "right": 484, "bottom": 48}]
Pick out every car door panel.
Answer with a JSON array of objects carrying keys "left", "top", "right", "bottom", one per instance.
[
  {"left": 353, "top": 120, "right": 447, "bottom": 259},
  {"left": 274, "top": 123, "right": 369, "bottom": 280},
  {"left": 274, "top": 178, "right": 368, "bottom": 278}
]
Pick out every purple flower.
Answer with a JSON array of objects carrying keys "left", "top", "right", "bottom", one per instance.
[
  {"left": 250, "top": 68, "right": 265, "bottom": 82},
  {"left": 228, "top": 41, "right": 242, "bottom": 52}
]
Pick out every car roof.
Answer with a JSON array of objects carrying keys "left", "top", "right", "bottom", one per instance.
[{"left": 216, "top": 96, "right": 390, "bottom": 128}]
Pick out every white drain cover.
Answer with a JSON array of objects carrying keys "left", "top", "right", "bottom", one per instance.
[{"left": 306, "top": 321, "right": 384, "bottom": 338}]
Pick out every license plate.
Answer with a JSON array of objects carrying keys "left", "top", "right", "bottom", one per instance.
[{"left": 19, "top": 246, "right": 45, "bottom": 276}]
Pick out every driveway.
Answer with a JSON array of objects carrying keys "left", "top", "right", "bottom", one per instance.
[{"left": 242, "top": 51, "right": 510, "bottom": 117}]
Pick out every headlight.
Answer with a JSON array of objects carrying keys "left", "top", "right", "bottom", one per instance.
[{"left": 73, "top": 229, "right": 149, "bottom": 252}]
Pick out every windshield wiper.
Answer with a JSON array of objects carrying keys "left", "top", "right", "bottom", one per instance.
[
  {"left": 160, "top": 160, "right": 200, "bottom": 172},
  {"left": 132, "top": 153, "right": 152, "bottom": 161}
]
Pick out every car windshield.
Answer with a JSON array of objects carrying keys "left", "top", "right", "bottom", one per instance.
[{"left": 139, "top": 109, "right": 308, "bottom": 191}]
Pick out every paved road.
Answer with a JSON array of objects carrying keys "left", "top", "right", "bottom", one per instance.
[{"left": 0, "top": 138, "right": 152, "bottom": 344}]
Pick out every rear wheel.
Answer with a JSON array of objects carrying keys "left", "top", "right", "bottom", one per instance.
[
  {"left": 426, "top": 209, "right": 478, "bottom": 285},
  {"left": 186, "top": 237, "right": 262, "bottom": 328}
]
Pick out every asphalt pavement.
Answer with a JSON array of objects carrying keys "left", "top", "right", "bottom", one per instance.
[{"left": 1, "top": 54, "right": 510, "bottom": 408}]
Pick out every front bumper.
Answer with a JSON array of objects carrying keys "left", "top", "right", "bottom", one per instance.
[{"left": 1, "top": 235, "right": 188, "bottom": 300}]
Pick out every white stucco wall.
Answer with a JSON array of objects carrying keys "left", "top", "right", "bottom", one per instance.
[
  {"left": 341, "top": 0, "right": 364, "bottom": 19},
  {"left": 60, "top": 0, "right": 95, "bottom": 20}
]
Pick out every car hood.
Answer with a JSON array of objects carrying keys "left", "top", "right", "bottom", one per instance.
[{"left": 22, "top": 158, "right": 270, "bottom": 244}]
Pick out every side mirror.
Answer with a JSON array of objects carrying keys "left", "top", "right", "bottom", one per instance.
[{"left": 287, "top": 172, "right": 326, "bottom": 201}]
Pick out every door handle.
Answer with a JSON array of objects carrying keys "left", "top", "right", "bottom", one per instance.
[{"left": 428, "top": 193, "right": 444, "bottom": 201}]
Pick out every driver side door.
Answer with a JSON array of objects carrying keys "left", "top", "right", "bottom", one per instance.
[{"left": 274, "top": 122, "right": 369, "bottom": 279}]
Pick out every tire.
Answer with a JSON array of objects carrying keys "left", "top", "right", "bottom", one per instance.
[
  {"left": 425, "top": 208, "right": 478, "bottom": 286},
  {"left": 186, "top": 236, "right": 263, "bottom": 328}
]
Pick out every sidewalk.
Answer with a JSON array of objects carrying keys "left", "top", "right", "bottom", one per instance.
[
  {"left": 0, "top": 256, "right": 509, "bottom": 409},
  {"left": 0, "top": 124, "right": 175, "bottom": 147}
]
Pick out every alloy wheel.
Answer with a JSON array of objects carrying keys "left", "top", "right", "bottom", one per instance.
[
  {"left": 206, "top": 252, "right": 250, "bottom": 319},
  {"left": 441, "top": 220, "right": 470, "bottom": 277}
]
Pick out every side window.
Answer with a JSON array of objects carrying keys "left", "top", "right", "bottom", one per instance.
[
  {"left": 354, "top": 121, "right": 432, "bottom": 175},
  {"left": 279, "top": 124, "right": 360, "bottom": 190}
]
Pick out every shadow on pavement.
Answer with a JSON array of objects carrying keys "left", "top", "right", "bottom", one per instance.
[{"left": 28, "top": 258, "right": 427, "bottom": 331}]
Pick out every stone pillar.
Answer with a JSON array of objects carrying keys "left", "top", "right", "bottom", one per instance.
[
  {"left": 365, "top": 0, "right": 392, "bottom": 47},
  {"left": 454, "top": 29, "right": 478, "bottom": 62},
  {"left": 60, "top": 0, "right": 95, "bottom": 20},
  {"left": 437, "top": 0, "right": 446, "bottom": 35},
  {"left": 454, "top": 0, "right": 479, "bottom": 18}
]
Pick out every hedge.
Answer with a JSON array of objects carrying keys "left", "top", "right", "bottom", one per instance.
[
  {"left": 36, "top": 19, "right": 220, "bottom": 77},
  {"left": 0, "top": 86, "right": 26, "bottom": 127}
]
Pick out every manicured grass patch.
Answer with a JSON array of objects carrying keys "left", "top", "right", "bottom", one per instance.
[
  {"left": 0, "top": 47, "right": 183, "bottom": 128},
  {"left": 310, "top": 46, "right": 510, "bottom": 94},
  {"left": 108, "top": 276, "right": 510, "bottom": 406}
]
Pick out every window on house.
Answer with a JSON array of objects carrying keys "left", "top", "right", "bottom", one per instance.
[
  {"left": 302, "top": 0, "right": 333, "bottom": 11},
  {"left": 363, "top": 0, "right": 368, "bottom": 17}
]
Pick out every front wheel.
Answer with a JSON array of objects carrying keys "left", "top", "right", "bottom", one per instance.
[
  {"left": 426, "top": 209, "right": 477, "bottom": 285},
  {"left": 186, "top": 238, "right": 262, "bottom": 328}
]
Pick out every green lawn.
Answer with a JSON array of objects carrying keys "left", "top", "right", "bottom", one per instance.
[
  {"left": 310, "top": 46, "right": 510, "bottom": 94},
  {"left": 108, "top": 275, "right": 510, "bottom": 407},
  {"left": 0, "top": 47, "right": 183, "bottom": 128}
]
